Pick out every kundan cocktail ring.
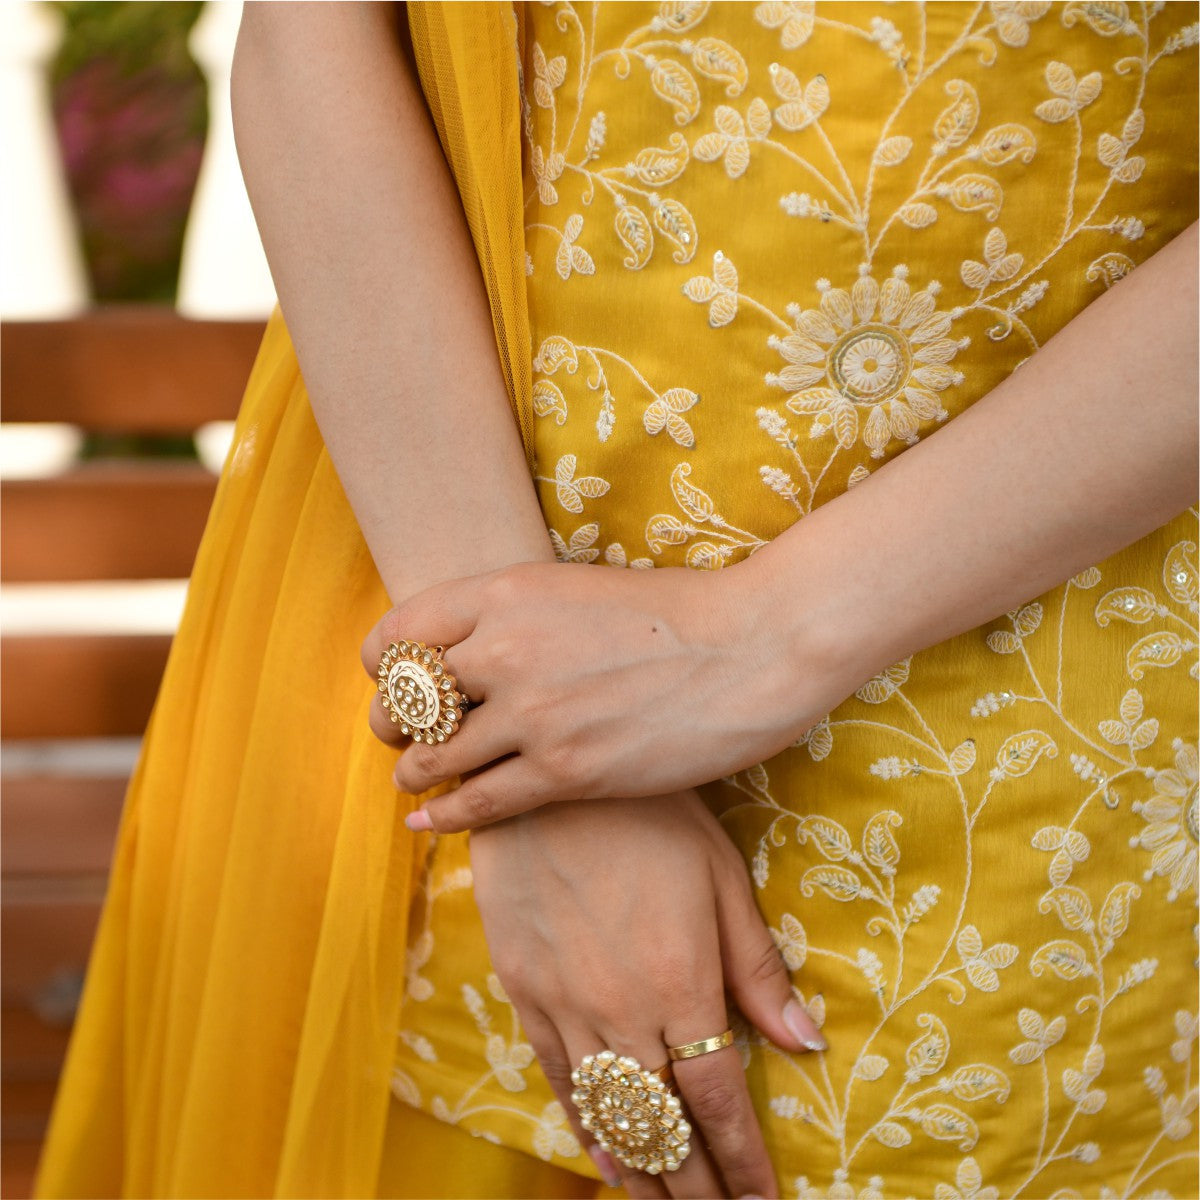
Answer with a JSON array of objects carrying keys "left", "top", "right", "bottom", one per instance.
[
  {"left": 570, "top": 1050, "right": 691, "bottom": 1175},
  {"left": 377, "top": 640, "right": 467, "bottom": 744}
]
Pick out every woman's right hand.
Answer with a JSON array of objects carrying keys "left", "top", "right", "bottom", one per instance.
[{"left": 469, "top": 791, "right": 826, "bottom": 1199}]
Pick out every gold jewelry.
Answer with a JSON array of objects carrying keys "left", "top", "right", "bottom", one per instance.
[
  {"left": 377, "top": 641, "right": 467, "bottom": 744},
  {"left": 666, "top": 1028, "right": 734, "bottom": 1061},
  {"left": 571, "top": 1050, "right": 691, "bottom": 1175}
]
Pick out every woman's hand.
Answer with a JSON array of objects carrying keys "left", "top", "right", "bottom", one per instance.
[
  {"left": 469, "top": 791, "right": 825, "bottom": 1199},
  {"left": 362, "top": 561, "right": 836, "bottom": 832}
]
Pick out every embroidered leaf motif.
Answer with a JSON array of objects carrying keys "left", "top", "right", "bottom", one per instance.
[
  {"left": 691, "top": 37, "right": 748, "bottom": 95},
  {"left": 534, "top": 336, "right": 578, "bottom": 375},
  {"left": 670, "top": 462, "right": 715, "bottom": 520},
  {"left": 651, "top": 59, "right": 701, "bottom": 124},
  {"left": 1095, "top": 586, "right": 1158, "bottom": 625},
  {"left": 978, "top": 123, "right": 1037, "bottom": 165},
  {"left": 1113, "top": 155, "right": 1145, "bottom": 183},
  {"left": 986, "top": 630, "right": 1022, "bottom": 654},
  {"left": 629, "top": 134, "right": 690, "bottom": 185},
  {"left": 856, "top": 1054, "right": 889, "bottom": 1081},
  {"left": 659, "top": 0, "right": 710, "bottom": 33},
  {"left": 918, "top": 1104, "right": 979, "bottom": 1150},
  {"left": 532, "top": 380, "right": 567, "bottom": 425},
  {"left": 1031, "top": 939, "right": 1093, "bottom": 980},
  {"left": 1120, "top": 687, "right": 1144, "bottom": 725},
  {"left": 1039, "top": 886, "right": 1094, "bottom": 931},
  {"left": 1097, "top": 131, "right": 1125, "bottom": 168},
  {"left": 905, "top": 1013, "right": 949, "bottom": 1080},
  {"left": 1129, "top": 717, "right": 1159, "bottom": 750},
  {"left": 1014, "top": 603, "right": 1043, "bottom": 637},
  {"left": 874, "top": 135, "right": 912, "bottom": 166},
  {"left": 1164, "top": 540, "right": 1198, "bottom": 605},
  {"left": 1099, "top": 718, "right": 1130, "bottom": 745},
  {"left": 934, "top": 80, "right": 979, "bottom": 147},
  {"left": 872, "top": 1120, "right": 912, "bottom": 1148},
  {"left": 644, "top": 388, "right": 699, "bottom": 447},
  {"left": 799, "top": 815, "right": 854, "bottom": 860},
  {"left": 646, "top": 514, "right": 689, "bottom": 552},
  {"left": 614, "top": 205, "right": 653, "bottom": 269},
  {"left": 948, "top": 740, "right": 977, "bottom": 775},
  {"left": 1086, "top": 251, "right": 1135, "bottom": 287},
  {"left": 652, "top": 198, "right": 698, "bottom": 263},
  {"left": 1063, "top": 0, "right": 1132, "bottom": 35},
  {"left": 863, "top": 811, "right": 902, "bottom": 869},
  {"left": 947, "top": 1064, "right": 1011, "bottom": 1102},
  {"left": 800, "top": 864, "right": 863, "bottom": 902},
  {"left": 771, "top": 911, "right": 807, "bottom": 969},
  {"left": 686, "top": 541, "right": 724, "bottom": 569},
  {"left": 1072, "top": 566, "right": 1102, "bottom": 588},
  {"left": 941, "top": 174, "right": 1002, "bottom": 220},
  {"left": 1127, "top": 631, "right": 1185, "bottom": 678},
  {"left": 995, "top": 731, "right": 1058, "bottom": 777},
  {"left": 856, "top": 659, "right": 911, "bottom": 704},
  {"left": 1098, "top": 882, "right": 1140, "bottom": 945},
  {"left": 1032, "top": 825, "right": 1067, "bottom": 852},
  {"left": 899, "top": 202, "right": 938, "bottom": 228},
  {"left": 755, "top": 1, "right": 815, "bottom": 50}
]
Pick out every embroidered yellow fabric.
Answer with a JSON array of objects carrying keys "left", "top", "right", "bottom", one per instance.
[
  {"left": 37, "top": 3, "right": 1197, "bottom": 1198},
  {"left": 396, "top": 4, "right": 1200, "bottom": 1197}
]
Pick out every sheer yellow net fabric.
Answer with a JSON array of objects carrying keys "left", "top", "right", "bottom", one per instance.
[{"left": 35, "top": 5, "right": 546, "bottom": 1197}]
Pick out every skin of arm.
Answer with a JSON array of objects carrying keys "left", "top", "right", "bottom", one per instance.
[
  {"left": 231, "top": 7, "right": 811, "bottom": 1196},
  {"left": 374, "top": 222, "right": 1198, "bottom": 831}
]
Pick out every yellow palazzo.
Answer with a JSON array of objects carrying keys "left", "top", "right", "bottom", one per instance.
[{"left": 38, "top": 3, "right": 1198, "bottom": 1198}]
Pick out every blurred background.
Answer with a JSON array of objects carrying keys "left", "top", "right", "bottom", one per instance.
[{"left": 1, "top": 3, "right": 274, "bottom": 1192}]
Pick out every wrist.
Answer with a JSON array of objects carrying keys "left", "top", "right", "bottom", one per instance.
[{"left": 731, "top": 516, "right": 892, "bottom": 737}]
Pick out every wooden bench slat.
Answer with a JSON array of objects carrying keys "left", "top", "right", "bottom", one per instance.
[
  {"left": 1, "top": 1007, "right": 72, "bottom": 1081},
  {"left": 0, "top": 309, "right": 265, "bottom": 432},
  {"left": 1, "top": 463, "right": 217, "bottom": 582},
  {"left": 1, "top": 778, "right": 126, "bottom": 877},
  {"left": 1, "top": 635, "right": 171, "bottom": 739},
  {"left": 1, "top": 891, "right": 104, "bottom": 1005}
]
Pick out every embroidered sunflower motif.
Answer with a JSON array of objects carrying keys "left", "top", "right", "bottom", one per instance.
[
  {"left": 1131, "top": 739, "right": 1199, "bottom": 901},
  {"left": 766, "top": 265, "right": 968, "bottom": 458}
]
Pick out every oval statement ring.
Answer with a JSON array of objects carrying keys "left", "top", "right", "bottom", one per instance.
[
  {"left": 377, "top": 640, "right": 467, "bottom": 744},
  {"left": 571, "top": 1051, "right": 691, "bottom": 1175}
]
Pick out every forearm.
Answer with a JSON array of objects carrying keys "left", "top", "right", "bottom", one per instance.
[
  {"left": 752, "top": 222, "right": 1198, "bottom": 694},
  {"left": 231, "top": 2, "right": 552, "bottom": 601}
]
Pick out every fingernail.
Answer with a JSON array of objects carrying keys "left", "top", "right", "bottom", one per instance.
[
  {"left": 588, "top": 1144, "right": 622, "bottom": 1188},
  {"left": 405, "top": 808, "right": 433, "bottom": 832},
  {"left": 784, "top": 997, "right": 827, "bottom": 1052}
]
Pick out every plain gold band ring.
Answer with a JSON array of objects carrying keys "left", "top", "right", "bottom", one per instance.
[{"left": 666, "top": 1029, "right": 735, "bottom": 1061}]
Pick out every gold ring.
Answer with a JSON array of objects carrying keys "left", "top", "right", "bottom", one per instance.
[
  {"left": 377, "top": 640, "right": 467, "bottom": 744},
  {"left": 666, "top": 1028, "right": 734, "bottom": 1061},
  {"left": 571, "top": 1050, "right": 691, "bottom": 1175}
]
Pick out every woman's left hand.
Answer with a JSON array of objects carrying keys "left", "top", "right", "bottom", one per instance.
[{"left": 361, "top": 560, "right": 830, "bottom": 833}]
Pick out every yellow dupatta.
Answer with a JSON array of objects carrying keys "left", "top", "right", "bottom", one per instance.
[{"left": 35, "top": 5, "right": 529, "bottom": 1196}]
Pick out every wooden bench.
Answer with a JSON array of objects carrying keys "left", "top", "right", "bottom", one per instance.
[{"left": 0, "top": 307, "right": 265, "bottom": 1195}]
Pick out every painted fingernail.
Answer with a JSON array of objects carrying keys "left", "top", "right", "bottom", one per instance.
[
  {"left": 405, "top": 808, "right": 433, "bottom": 832},
  {"left": 784, "top": 997, "right": 827, "bottom": 1052},
  {"left": 588, "top": 1144, "right": 622, "bottom": 1188}
]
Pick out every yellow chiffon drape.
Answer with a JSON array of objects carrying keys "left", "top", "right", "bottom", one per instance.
[{"left": 35, "top": 5, "right": 549, "bottom": 1196}]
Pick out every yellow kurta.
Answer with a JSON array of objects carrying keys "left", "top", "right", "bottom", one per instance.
[{"left": 39, "top": 4, "right": 1198, "bottom": 1198}]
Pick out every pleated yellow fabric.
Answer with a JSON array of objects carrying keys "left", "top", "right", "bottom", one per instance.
[{"left": 35, "top": 4, "right": 552, "bottom": 1197}]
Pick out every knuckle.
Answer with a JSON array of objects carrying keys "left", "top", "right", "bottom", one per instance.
[
  {"left": 746, "top": 935, "right": 789, "bottom": 986},
  {"left": 534, "top": 1049, "right": 573, "bottom": 1092},
  {"left": 685, "top": 1075, "right": 744, "bottom": 1128},
  {"left": 401, "top": 742, "right": 440, "bottom": 781},
  {"left": 460, "top": 783, "right": 497, "bottom": 827},
  {"left": 483, "top": 569, "right": 523, "bottom": 608}
]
